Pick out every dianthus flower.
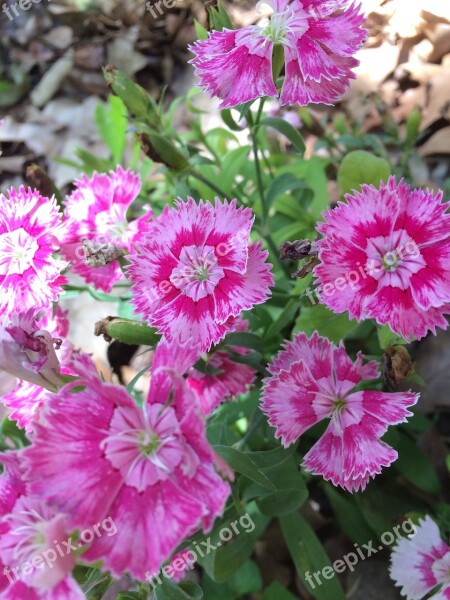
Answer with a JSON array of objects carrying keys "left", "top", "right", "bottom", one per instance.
[
  {"left": 261, "top": 332, "right": 418, "bottom": 492},
  {"left": 0, "top": 310, "right": 63, "bottom": 392},
  {"left": 23, "top": 343, "right": 231, "bottom": 580},
  {"left": 127, "top": 198, "right": 273, "bottom": 352},
  {"left": 189, "top": 0, "right": 366, "bottom": 108},
  {"left": 61, "top": 166, "right": 152, "bottom": 292},
  {"left": 314, "top": 177, "right": 450, "bottom": 340},
  {"left": 0, "top": 187, "right": 66, "bottom": 318},
  {"left": 0, "top": 453, "right": 84, "bottom": 600},
  {"left": 2, "top": 307, "right": 73, "bottom": 431},
  {"left": 390, "top": 516, "right": 450, "bottom": 600}
]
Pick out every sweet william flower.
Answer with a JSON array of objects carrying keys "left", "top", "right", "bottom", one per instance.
[
  {"left": 61, "top": 166, "right": 152, "bottom": 292},
  {"left": 261, "top": 332, "right": 418, "bottom": 492},
  {"left": 390, "top": 516, "right": 450, "bottom": 600},
  {"left": 0, "top": 310, "right": 63, "bottom": 392},
  {"left": 23, "top": 343, "right": 230, "bottom": 580},
  {"left": 0, "top": 453, "right": 84, "bottom": 600},
  {"left": 189, "top": 0, "right": 366, "bottom": 108},
  {"left": 2, "top": 307, "right": 74, "bottom": 432},
  {"left": 314, "top": 177, "right": 450, "bottom": 340},
  {"left": 127, "top": 198, "right": 273, "bottom": 353},
  {"left": 0, "top": 187, "right": 66, "bottom": 319}
]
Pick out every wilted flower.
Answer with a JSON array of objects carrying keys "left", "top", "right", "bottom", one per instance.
[
  {"left": 189, "top": 0, "right": 366, "bottom": 108},
  {"left": 261, "top": 331, "right": 418, "bottom": 492},
  {"left": 314, "top": 177, "right": 450, "bottom": 340},
  {"left": 0, "top": 311, "right": 63, "bottom": 392}
]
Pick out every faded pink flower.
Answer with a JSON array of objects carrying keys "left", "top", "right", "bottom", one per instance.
[
  {"left": 0, "top": 187, "right": 66, "bottom": 319},
  {"left": 23, "top": 343, "right": 230, "bottom": 580},
  {"left": 0, "top": 311, "right": 63, "bottom": 392},
  {"left": 189, "top": 0, "right": 366, "bottom": 108},
  {"left": 0, "top": 454, "right": 84, "bottom": 600},
  {"left": 261, "top": 332, "right": 418, "bottom": 492},
  {"left": 390, "top": 516, "right": 450, "bottom": 600},
  {"left": 3, "top": 307, "right": 73, "bottom": 432},
  {"left": 128, "top": 198, "right": 273, "bottom": 353},
  {"left": 186, "top": 317, "right": 256, "bottom": 414},
  {"left": 62, "top": 166, "right": 152, "bottom": 292},
  {"left": 314, "top": 177, "right": 450, "bottom": 340}
]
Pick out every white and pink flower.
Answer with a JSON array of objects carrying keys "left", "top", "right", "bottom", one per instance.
[
  {"left": 314, "top": 177, "right": 450, "bottom": 340},
  {"left": 189, "top": 0, "right": 366, "bottom": 108},
  {"left": 0, "top": 187, "right": 66, "bottom": 319},
  {"left": 23, "top": 344, "right": 230, "bottom": 580},
  {"left": 261, "top": 331, "right": 418, "bottom": 492},
  {"left": 127, "top": 198, "right": 273, "bottom": 353},
  {"left": 390, "top": 516, "right": 450, "bottom": 600},
  {"left": 61, "top": 166, "right": 152, "bottom": 292}
]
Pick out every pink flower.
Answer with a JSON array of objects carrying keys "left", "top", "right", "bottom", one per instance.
[
  {"left": 314, "top": 177, "right": 450, "bottom": 340},
  {"left": 0, "top": 187, "right": 66, "bottom": 319},
  {"left": 261, "top": 332, "right": 418, "bottom": 492},
  {"left": 189, "top": 0, "right": 366, "bottom": 108},
  {"left": 23, "top": 343, "right": 230, "bottom": 580},
  {"left": 62, "top": 166, "right": 152, "bottom": 292},
  {"left": 0, "top": 454, "right": 83, "bottom": 600},
  {"left": 127, "top": 198, "right": 273, "bottom": 353},
  {"left": 2, "top": 307, "right": 73, "bottom": 431},
  {"left": 0, "top": 311, "right": 63, "bottom": 392},
  {"left": 186, "top": 317, "right": 256, "bottom": 414},
  {"left": 390, "top": 516, "right": 450, "bottom": 600}
]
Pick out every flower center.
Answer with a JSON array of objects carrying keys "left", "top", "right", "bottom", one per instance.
[
  {"left": 170, "top": 245, "right": 224, "bottom": 302},
  {"left": 103, "top": 403, "right": 194, "bottom": 491},
  {"left": 332, "top": 397, "right": 346, "bottom": 413},
  {"left": 0, "top": 228, "right": 39, "bottom": 276},
  {"left": 365, "top": 230, "right": 426, "bottom": 289},
  {"left": 256, "top": 0, "right": 309, "bottom": 47}
]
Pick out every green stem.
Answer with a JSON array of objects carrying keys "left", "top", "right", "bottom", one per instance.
[{"left": 190, "top": 169, "right": 231, "bottom": 200}]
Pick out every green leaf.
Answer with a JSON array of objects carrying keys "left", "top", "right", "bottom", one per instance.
[
  {"left": 266, "top": 172, "right": 311, "bottom": 213},
  {"left": 213, "top": 446, "right": 276, "bottom": 490},
  {"left": 94, "top": 95, "right": 127, "bottom": 163},
  {"left": 280, "top": 513, "right": 345, "bottom": 600},
  {"left": 261, "top": 582, "right": 298, "bottom": 600},
  {"left": 154, "top": 579, "right": 203, "bottom": 600},
  {"left": 245, "top": 445, "right": 298, "bottom": 469},
  {"left": 256, "top": 459, "right": 308, "bottom": 517},
  {"left": 221, "top": 109, "right": 244, "bottom": 132},
  {"left": 200, "top": 506, "right": 270, "bottom": 582},
  {"left": 222, "top": 332, "right": 263, "bottom": 354},
  {"left": 377, "top": 324, "right": 409, "bottom": 349},
  {"left": 263, "top": 299, "right": 299, "bottom": 343},
  {"left": 194, "top": 18, "right": 209, "bottom": 40},
  {"left": 337, "top": 150, "right": 391, "bottom": 196},
  {"left": 258, "top": 117, "right": 305, "bottom": 154},
  {"left": 203, "top": 560, "right": 262, "bottom": 600},
  {"left": 294, "top": 303, "right": 358, "bottom": 344},
  {"left": 323, "top": 484, "right": 376, "bottom": 545},
  {"left": 145, "top": 130, "right": 189, "bottom": 171},
  {"left": 220, "top": 146, "right": 251, "bottom": 194},
  {"left": 384, "top": 429, "right": 441, "bottom": 494}
]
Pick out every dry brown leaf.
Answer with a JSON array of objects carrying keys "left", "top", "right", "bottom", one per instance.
[{"left": 418, "top": 126, "right": 450, "bottom": 156}]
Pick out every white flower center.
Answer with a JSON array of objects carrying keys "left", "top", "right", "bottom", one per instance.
[
  {"left": 0, "top": 228, "right": 39, "bottom": 276},
  {"left": 170, "top": 245, "right": 224, "bottom": 302}
]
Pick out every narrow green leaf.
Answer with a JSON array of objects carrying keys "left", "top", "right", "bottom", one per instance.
[
  {"left": 258, "top": 117, "right": 305, "bottom": 154},
  {"left": 213, "top": 446, "right": 276, "bottom": 490},
  {"left": 280, "top": 513, "right": 345, "bottom": 600},
  {"left": 262, "top": 582, "right": 298, "bottom": 600}
]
